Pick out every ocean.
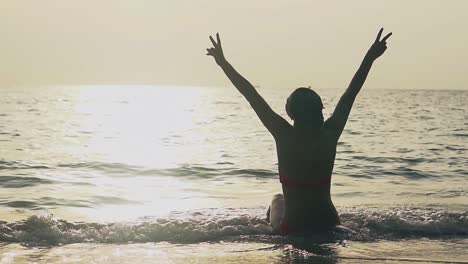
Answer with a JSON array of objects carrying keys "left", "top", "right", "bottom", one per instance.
[{"left": 0, "top": 85, "right": 466, "bottom": 263}]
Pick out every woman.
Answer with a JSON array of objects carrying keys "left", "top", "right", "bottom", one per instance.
[{"left": 206, "top": 29, "right": 391, "bottom": 234}]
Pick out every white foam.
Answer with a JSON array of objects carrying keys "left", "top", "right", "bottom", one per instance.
[{"left": 0, "top": 206, "right": 466, "bottom": 245}]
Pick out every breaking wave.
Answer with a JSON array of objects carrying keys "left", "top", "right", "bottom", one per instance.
[{"left": 0, "top": 206, "right": 466, "bottom": 245}]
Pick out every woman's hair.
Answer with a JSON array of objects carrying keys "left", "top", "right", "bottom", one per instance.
[{"left": 286, "top": 87, "right": 324, "bottom": 128}]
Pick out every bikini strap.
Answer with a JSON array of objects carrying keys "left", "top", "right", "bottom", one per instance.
[{"left": 279, "top": 174, "right": 331, "bottom": 189}]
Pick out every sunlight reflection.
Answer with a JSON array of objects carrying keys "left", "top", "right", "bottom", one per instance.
[{"left": 71, "top": 85, "right": 207, "bottom": 168}]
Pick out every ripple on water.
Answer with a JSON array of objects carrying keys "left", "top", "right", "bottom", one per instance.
[
  {"left": 0, "top": 160, "right": 50, "bottom": 170},
  {"left": 0, "top": 176, "right": 55, "bottom": 188}
]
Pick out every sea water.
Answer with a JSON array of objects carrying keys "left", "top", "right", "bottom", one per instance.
[{"left": 0, "top": 85, "right": 466, "bottom": 263}]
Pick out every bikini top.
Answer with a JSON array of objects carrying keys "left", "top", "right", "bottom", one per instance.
[{"left": 279, "top": 174, "right": 331, "bottom": 189}]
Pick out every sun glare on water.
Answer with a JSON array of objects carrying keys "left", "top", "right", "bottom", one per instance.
[
  {"left": 54, "top": 85, "right": 225, "bottom": 221},
  {"left": 70, "top": 85, "right": 208, "bottom": 168}
]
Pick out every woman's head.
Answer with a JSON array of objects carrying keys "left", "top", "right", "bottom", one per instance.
[{"left": 286, "top": 87, "right": 324, "bottom": 128}]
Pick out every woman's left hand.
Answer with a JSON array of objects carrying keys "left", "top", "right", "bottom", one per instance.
[{"left": 367, "top": 28, "right": 392, "bottom": 61}]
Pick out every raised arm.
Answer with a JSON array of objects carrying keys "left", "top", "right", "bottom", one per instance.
[
  {"left": 206, "top": 33, "right": 291, "bottom": 138},
  {"left": 325, "top": 28, "right": 392, "bottom": 137}
]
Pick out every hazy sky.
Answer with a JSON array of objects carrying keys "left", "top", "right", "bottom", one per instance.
[{"left": 0, "top": 0, "right": 467, "bottom": 90}]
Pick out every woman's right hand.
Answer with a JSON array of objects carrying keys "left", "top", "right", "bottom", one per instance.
[{"left": 206, "top": 33, "right": 227, "bottom": 65}]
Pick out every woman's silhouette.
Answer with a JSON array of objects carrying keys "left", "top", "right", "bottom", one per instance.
[{"left": 207, "top": 28, "right": 391, "bottom": 234}]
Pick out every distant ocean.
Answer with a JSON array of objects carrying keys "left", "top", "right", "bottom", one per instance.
[{"left": 0, "top": 86, "right": 466, "bottom": 263}]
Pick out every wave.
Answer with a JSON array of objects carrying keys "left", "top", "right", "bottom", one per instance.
[
  {"left": 0, "top": 176, "right": 54, "bottom": 188},
  {"left": 0, "top": 207, "right": 466, "bottom": 246},
  {"left": 57, "top": 162, "right": 277, "bottom": 178},
  {"left": 339, "top": 207, "right": 467, "bottom": 239},
  {"left": 0, "top": 160, "right": 50, "bottom": 170},
  {"left": 4, "top": 159, "right": 463, "bottom": 181}
]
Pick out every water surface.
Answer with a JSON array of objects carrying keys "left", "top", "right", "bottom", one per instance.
[{"left": 0, "top": 86, "right": 466, "bottom": 263}]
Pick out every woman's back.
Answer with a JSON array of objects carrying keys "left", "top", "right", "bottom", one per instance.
[{"left": 276, "top": 127, "right": 340, "bottom": 232}]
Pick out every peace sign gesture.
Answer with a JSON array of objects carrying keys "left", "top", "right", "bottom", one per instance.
[
  {"left": 206, "top": 33, "right": 227, "bottom": 66},
  {"left": 367, "top": 28, "right": 392, "bottom": 61}
]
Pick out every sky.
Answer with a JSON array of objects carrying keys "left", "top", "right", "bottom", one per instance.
[{"left": 0, "top": 0, "right": 467, "bottom": 90}]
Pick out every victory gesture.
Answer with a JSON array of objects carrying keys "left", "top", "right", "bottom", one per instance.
[
  {"left": 203, "top": 28, "right": 394, "bottom": 235},
  {"left": 206, "top": 33, "right": 226, "bottom": 65},
  {"left": 366, "top": 28, "right": 392, "bottom": 61}
]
